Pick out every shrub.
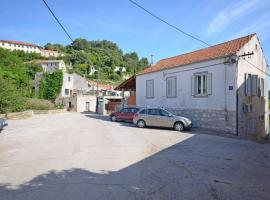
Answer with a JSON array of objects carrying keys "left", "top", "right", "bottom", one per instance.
[
  {"left": 0, "top": 77, "right": 27, "bottom": 113},
  {"left": 54, "top": 103, "right": 65, "bottom": 109},
  {"left": 26, "top": 98, "right": 54, "bottom": 110},
  {"left": 39, "top": 70, "right": 63, "bottom": 102}
]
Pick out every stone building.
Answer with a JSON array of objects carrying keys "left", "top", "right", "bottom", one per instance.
[{"left": 136, "top": 34, "right": 269, "bottom": 138}]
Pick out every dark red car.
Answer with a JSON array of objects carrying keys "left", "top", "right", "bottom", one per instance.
[{"left": 110, "top": 107, "right": 140, "bottom": 122}]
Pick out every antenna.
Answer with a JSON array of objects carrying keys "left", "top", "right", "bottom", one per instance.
[{"left": 150, "top": 54, "right": 154, "bottom": 65}]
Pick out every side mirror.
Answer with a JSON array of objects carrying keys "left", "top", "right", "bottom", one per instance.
[{"left": 168, "top": 114, "right": 173, "bottom": 117}]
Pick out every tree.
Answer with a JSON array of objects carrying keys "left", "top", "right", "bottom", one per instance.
[{"left": 0, "top": 77, "right": 26, "bottom": 113}]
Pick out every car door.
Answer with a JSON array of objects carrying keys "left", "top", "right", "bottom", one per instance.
[
  {"left": 146, "top": 109, "right": 161, "bottom": 126},
  {"left": 118, "top": 108, "right": 128, "bottom": 120},
  {"left": 157, "top": 109, "right": 174, "bottom": 128}
]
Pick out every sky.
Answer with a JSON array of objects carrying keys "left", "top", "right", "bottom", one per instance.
[{"left": 0, "top": 0, "right": 270, "bottom": 63}]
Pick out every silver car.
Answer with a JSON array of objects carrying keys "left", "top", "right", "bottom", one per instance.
[{"left": 133, "top": 108, "right": 192, "bottom": 131}]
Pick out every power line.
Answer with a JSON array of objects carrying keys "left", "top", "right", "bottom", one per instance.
[
  {"left": 128, "top": 0, "right": 211, "bottom": 47},
  {"left": 128, "top": 0, "right": 270, "bottom": 76},
  {"left": 41, "top": 0, "right": 73, "bottom": 42}
]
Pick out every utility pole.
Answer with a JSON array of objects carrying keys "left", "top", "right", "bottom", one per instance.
[{"left": 95, "top": 68, "right": 99, "bottom": 114}]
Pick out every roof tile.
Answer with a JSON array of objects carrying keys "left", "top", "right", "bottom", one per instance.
[{"left": 140, "top": 34, "right": 255, "bottom": 75}]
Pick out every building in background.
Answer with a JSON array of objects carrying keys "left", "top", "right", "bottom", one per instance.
[
  {"left": 0, "top": 39, "right": 62, "bottom": 58},
  {"left": 40, "top": 49, "right": 64, "bottom": 57},
  {"left": 136, "top": 34, "right": 269, "bottom": 138},
  {"left": 0, "top": 40, "right": 40, "bottom": 53},
  {"left": 29, "top": 60, "right": 66, "bottom": 73}
]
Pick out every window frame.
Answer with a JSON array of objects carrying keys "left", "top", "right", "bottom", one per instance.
[
  {"left": 146, "top": 79, "right": 154, "bottom": 98},
  {"left": 166, "top": 76, "right": 177, "bottom": 98}
]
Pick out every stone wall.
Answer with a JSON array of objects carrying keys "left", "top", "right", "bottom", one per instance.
[
  {"left": 33, "top": 109, "right": 67, "bottom": 115},
  {"left": 167, "top": 108, "right": 236, "bottom": 134}
]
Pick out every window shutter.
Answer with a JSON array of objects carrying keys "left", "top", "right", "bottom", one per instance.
[
  {"left": 251, "top": 75, "right": 258, "bottom": 96},
  {"left": 245, "top": 74, "right": 252, "bottom": 96},
  {"left": 261, "top": 78, "right": 265, "bottom": 97},
  {"left": 258, "top": 77, "right": 261, "bottom": 96},
  {"left": 191, "top": 75, "right": 195, "bottom": 96},
  {"left": 207, "top": 73, "right": 212, "bottom": 95}
]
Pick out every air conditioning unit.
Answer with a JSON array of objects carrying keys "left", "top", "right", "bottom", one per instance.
[{"left": 243, "top": 104, "right": 252, "bottom": 113}]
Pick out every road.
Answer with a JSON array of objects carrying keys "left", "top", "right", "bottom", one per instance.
[{"left": 0, "top": 112, "right": 269, "bottom": 200}]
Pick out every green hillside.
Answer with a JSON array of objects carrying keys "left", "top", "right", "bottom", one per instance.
[{"left": 45, "top": 38, "right": 149, "bottom": 83}]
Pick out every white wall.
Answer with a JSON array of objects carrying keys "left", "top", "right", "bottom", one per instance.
[
  {"left": 236, "top": 35, "right": 269, "bottom": 136},
  {"left": 76, "top": 95, "right": 96, "bottom": 112},
  {"left": 61, "top": 73, "right": 74, "bottom": 97},
  {"left": 136, "top": 58, "right": 237, "bottom": 111},
  {"left": 0, "top": 41, "right": 40, "bottom": 53},
  {"left": 41, "top": 60, "right": 66, "bottom": 73}
]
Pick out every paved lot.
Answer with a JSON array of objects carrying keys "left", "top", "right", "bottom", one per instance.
[{"left": 0, "top": 112, "right": 269, "bottom": 200}]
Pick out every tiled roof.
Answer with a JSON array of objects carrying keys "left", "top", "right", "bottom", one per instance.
[
  {"left": 0, "top": 39, "right": 40, "bottom": 47},
  {"left": 140, "top": 34, "right": 255, "bottom": 75},
  {"left": 88, "top": 80, "right": 115, "bottom": 90},
  {"left": 40, "top": 49, "right": 59, "bottom": 53},
  {"left": 26, "top": 60, "right": 63, "bottom": 64}
]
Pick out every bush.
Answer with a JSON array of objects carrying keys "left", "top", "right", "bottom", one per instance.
[
  {"left": 39, "top": 70, "right": 63, "bottom": 102},
  {"left": 26, "top": 98, "right": 54, "bottom": 110},
  {"left": 54, "top": 103, "right": 65, "bottom": 109},
  {"left": 0, "top": 77, "right": 27, "bottom": 113}
]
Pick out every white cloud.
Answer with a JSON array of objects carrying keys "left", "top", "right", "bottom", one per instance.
[
  {"left": 206, "top": 0, "right": 259, "bottom": 36},
  {"left": 233, "top": 13, "right": 270, "bottom": 41}
]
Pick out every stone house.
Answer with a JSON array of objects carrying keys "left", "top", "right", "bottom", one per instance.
[{"left": 136, "top": 34, "right": 269, "bottom": 138}]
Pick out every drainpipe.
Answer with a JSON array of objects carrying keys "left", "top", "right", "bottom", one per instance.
[{"left": 235, "top": 59, "right": 239, "bottom": 136}]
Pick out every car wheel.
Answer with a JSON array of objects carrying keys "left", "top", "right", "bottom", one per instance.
[
  {"left": 111, "top": 115, "right": 117, "bottom": 122},
  {"left": 137, "top": 120, "right": 146, "bottom": 128},
  {"left": 174, "top": 122, "right": 184, "bottom": 132}
]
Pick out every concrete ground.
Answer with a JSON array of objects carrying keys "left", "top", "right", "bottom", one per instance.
[{"left": 0, "top": 113, "right": 269, "bottom": 200}]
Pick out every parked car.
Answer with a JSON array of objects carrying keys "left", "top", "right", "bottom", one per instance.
[
  {"left": 133, "top": 108, "right": 192, "bottom": 131},
  {"left": 110, "top": 107, "right": 140, "bottom": 122},
  {"left": 0, "top": 118, "right": 8, "bottom": 132}
]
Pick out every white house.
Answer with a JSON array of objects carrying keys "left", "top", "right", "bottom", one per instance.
[
  {"left": 136, "top": 34, "right": 269, "bottom": 138},
  {"left": 0, "top": 39, "right": 63, "bottom": 57},
  {"left": 40, "top": 49, "right": 64, "bottom": 58},
  {"left": 0, "top": 40, "right": 40, "bottom": 53},
  {"left": 30, "top": 60, "right": 66, "bottom": 73},
  {"left": 114, "top": 66, "right": 126, "bottom": 73}
]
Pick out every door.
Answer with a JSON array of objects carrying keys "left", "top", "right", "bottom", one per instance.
[{"left": 85, "top": 102, "right": 90, "bottom": 111}]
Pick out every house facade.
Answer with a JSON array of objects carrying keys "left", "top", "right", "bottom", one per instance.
[
  {"left": 30, "top": 60, "right": 66, "bottom": 73},
  {"left": 0, "top": 39, "right": 62, "bottom": 57},
  {"left": 40, "top": 49, "right": 63, "bottom": 58},
  {"left": 0, "top": 40, "right": 40, "bottom": 53},
  {"left": 136, "top": 34, "right": 269, "bottom": 138}
]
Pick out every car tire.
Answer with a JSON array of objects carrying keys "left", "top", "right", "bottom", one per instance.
[
  {"left": 137, "top": 120, "right": 146, "bottom": 128},
  {"left": 111, "top": 115, "right": 117, "bottom": 122},
  {"left": 174, "top": 122, "right": 185, "bottom": 132}
]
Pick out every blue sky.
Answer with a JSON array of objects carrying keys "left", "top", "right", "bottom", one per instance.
[{"left": 1, "top": 0, "right": 270, "bottom": 63}]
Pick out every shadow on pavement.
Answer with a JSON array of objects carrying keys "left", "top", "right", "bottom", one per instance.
[{"left": 1, "top": 134, "right": 269, "bottom": 200}]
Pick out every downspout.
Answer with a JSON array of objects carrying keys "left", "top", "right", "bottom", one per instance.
[{"left": 235, "top": 59, "right": 239, "bottom": 136}]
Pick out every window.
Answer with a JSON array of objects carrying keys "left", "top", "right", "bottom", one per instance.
[
  {"left": 191, "top": 72, "right": 212, "bottom": 97},
  {"left": 146, "top": 79, "right": 154, "bottom": 98},
  {"left": 148, "top": 109, "right": 161, "bottom": 116},
  {"left": 120, "top": 108, "right": 129, "bottom": 113},
  {"left": 160, "top": 109, "right": 171, "bottom": 117},
  {"left": 68, "top": 77, "right": 71, "bottom": 82},
  {"left": 140, "top": 109, "right": 147, "bottom": 114},
  {"left": 166, "top": 76, "right": 177, "bottom": 97},
  {"left": 245, "top": 73, "right": 258, "bottom": 96},
  {"left": 65, "top": 89, "right": 69, "bottom": 95}
]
